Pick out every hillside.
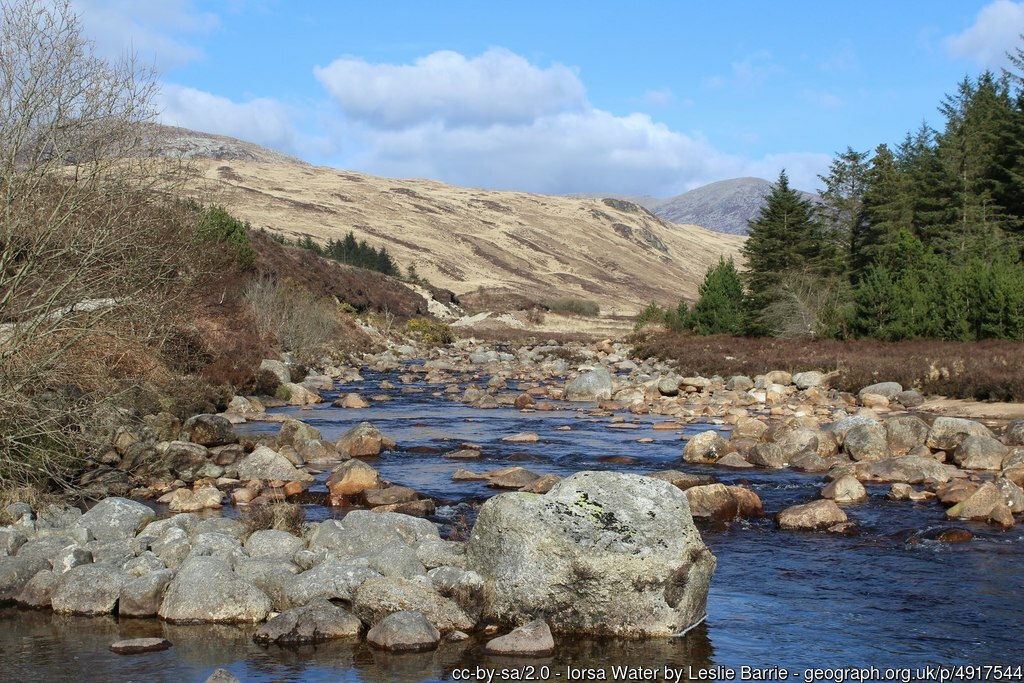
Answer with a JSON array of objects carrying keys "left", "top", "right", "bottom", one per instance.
[
  {"left": 650, "top": 177, "right": 818, "bottom": 235},
  {"left": 174, "top": 130, "right": 744, "bottom": 314}
]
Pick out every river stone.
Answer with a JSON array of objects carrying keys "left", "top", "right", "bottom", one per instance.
[
  {"left": 281, "top": 561, "right": 381, "bottom": 609},
  {"left": 774, "top": 428, "right": 822, "bottom": 460},
  {"left": 16, "top": 568, "right": 57, "bottom": 608},
  {"left": 366, "top": 610, "right": 441, "bottom": 652},
  {"left": 364, "top": 486, "right": 419, "bottom": 507},
  {"left": 777, "top": 500, "right": 848, "bottom": 530},
  {"left": 110, "top": 638, "right": 173, "bottom": 654},
  {"left": 859, "top": 382, "right": 903, "bottom": 400},
  {"left": 337, "top": 422, "right": 390, "bottom": 458},
  {"left": 726, "top": 375, "right": 754, "bottom": 392},
  {"left": 683, "top": 430, "right": 733, "bottom": 464},
  {"left": 278, "top": 419, "right": 322, "bottom": 448},
  {"left": 254, "top": 598, "right": 363, "bottom": 644},
  {"left": 119, "top": 569, "right": 175, "bottom": 617},
  {"left": 792, "top": 371, "right": 825, "bottom": 390},
  {"left": 427, "top": 566, "right": 484, "bottom": 619},
  {"left": 732, "top": 417, "right": 768, "bottom": 441},
  {"left": 353, "top": 576, "right": 474, "bottom": 633},
  {"left": 51, "top": 564, "right": 129, "bottom": 615},
  {"left": 281, "top": 383, "right": 321, "bottom": 406},
  {"left": 1005, "top": 420, "right": 1024, "bottom": 447},
  {"left": 0, "top": 555, "right": 50, "bottom": 601},
  {"left": 926, "top": 417, "right": 994, "bottom": 451},
  {"left": 181, "top": 414, "right": 238, "bottom": 447},
  {"left": 858, "top": 456, "right": 952, "bottom": 484},
  {"left": 946, "top": 482, "right": 1001, "bottom": 520},
  {"left": 746, "top": 443, "right": 786, "bottom": 469},
  {"left": 203, "top": 670, "right": 242, "bottom": 683},
  {"left": 953, "top": 435, "right": 1008, "bottom": 471},
  {"left": 53, "top": 545, "right": 93, "bottom": 574},
  {"left": 159, "top": 556, "right": 270, "bottom": 623},
  {"left": 684, "top": 484, "right": 739, "bottom": 521},
  {"left": 843, "top": 423, "right": 890, "bottom": 462},
  {"left": 564, "top": 368, "right": 613, "bottom": 402},
  {"left": 0, "top": 528, "right": 27, "bottom": 557},
  {"left": 487, "top": 467, "right": 541, "bottom": 489},
  {"left": 235, "top": 446, "right": 313, "bottom": 482},
  {"left": 260, "top": 359, "right": 291, "bottom": 385},
  {"left": 308, "top": 512, "right": 439, "bottom": 558},
  {"left": 163, "top": 441, "right": 211, "bottom": 476},
  {"left": 821, "top": 475, "right": 867, "bottom": 504},
  {"left": 884, "top": 416, "right": 930, "bottom": 455},
  {"left": 327, "top": 459, "right": 382, "bottom": 500},
  {"left": 75, "top": 497, "right": 154, "bottom": 543},
  {"left": 417, "top": 539, "right": 467, "bottom": 570},
  {"left": 486, "top": 619, "right": 555, "bottom": 656},
  {"left": 244, "top": 530, "right": 304, "bottom": 560},
  {"left": 466, "top": 471, "right": 715, "bottom": 637}
]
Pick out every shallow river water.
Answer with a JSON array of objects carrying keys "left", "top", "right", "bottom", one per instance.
[{"left": 2, "top": 365, "right": 1022, "bottom": 682}]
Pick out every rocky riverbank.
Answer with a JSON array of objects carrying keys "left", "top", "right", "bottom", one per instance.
[{"left": 3, "top": 335, "right": 1023, "bottom": 674}]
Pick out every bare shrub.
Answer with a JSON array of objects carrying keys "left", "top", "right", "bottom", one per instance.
[
  {"left": 547, "top": 297, "right": 601, "bottom": 318},
  {"left": 0, "top": 1, "right": 203, "bottom": 490},
  {"left": 761, "top": 273, "right": 853, "bottom": 339},
  {"left": 243, "top": 275, "right": 340, "bottom": 362}
]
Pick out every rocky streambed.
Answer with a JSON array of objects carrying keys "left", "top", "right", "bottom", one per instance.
[{"left": 2, "top": 338, "right": 1024, "bottom": 681}]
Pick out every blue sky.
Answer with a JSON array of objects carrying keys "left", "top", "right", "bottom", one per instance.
[{"left": 74, "top": 0, "right": 1024, "bottom": 196}]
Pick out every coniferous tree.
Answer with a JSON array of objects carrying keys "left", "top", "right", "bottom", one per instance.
[
  {"left": 741, "top": 170, "right": 828, "bottom": 334},
  {"left": 687, "top": 257, "right": 744, "bottom": 335},
  {"left": 817, "top": 147, "right": 870, "bottom": 275}
]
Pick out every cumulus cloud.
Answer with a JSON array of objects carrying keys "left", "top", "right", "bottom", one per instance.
[
  {"left": 945, "top": 0, "right": 1024, "bottom": 67},
  {"left": 156, "top": 84, "right": 316, "bottom": 156},
  {"left": 314, "top": 48, "right": 587, "bottom": 129},
  {"left": 314, "top": 48, "right": 827, "bottom": 196}
]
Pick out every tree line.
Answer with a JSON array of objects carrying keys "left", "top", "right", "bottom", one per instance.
[
  {"left": 658, "top": 45, "right": 1024, "bottom": 342},
  {"left": 286, "top": 231, "right": 401, "bottom": 277}
]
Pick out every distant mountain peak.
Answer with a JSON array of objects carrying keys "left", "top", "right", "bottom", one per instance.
[{"left": 650, "top": 177, "right": 818, "bottom": 235}]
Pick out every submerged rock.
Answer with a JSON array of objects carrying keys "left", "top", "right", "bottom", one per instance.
[
  {"left": 366, "top": 610, "right": 441, "bottom": 652},
  {"left": 485, "top": 619, "right": 555, "bottom": 656},
  {"left": 254, "top": 599, "right": 362, "bottom": 644},
  {"left": 466, "top": 470, "right": 716, "bottom": 637}
]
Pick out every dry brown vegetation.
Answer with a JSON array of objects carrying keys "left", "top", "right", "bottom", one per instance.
[
  {"left": 631, "top": 331, "right": 1024, "bottom": 401},
  {"left": 242, "top": 502, "right": 306, "bottom": 537}
]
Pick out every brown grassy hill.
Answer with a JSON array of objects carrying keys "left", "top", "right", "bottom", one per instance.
[{"left": 179, "top": 134, "right": 744, "bottom": 315}]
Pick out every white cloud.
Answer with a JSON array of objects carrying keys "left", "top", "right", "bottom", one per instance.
[
  {"left": 156, "top": 84, "right": 315, "bottom": 156},
  {"left": 308, "top": 48, "right": 830, "bottom": 196},
  {"left": 313, "top": 49, "right": 827, "bottom": 196},
  {"left": 945, "top": 0, "right": 1024, "bottom": 67},
  {"left": 72, "top": 0, "right": 217, "bottom": 69},
  {"left": 313, "top": 48, "right": 587, "bottom": 129}
]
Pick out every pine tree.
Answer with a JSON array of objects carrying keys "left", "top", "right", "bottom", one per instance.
[
  {"left": 855, "top": 144, "right": 911, "bottom": 281},
  {"left": 817, "top": 146, "right": 870, "bottom": 276},
  {"left": 688, "top": 257, "right": 744, "bottom": 335},
  {"left": 741, "top": 170, "right": 827, "bottom": 334}
]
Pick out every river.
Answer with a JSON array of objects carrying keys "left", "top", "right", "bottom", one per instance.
[{"left": 2, "top": 364, "right": 1021, "bottom": 682}]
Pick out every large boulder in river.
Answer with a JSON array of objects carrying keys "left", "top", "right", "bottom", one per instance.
[
  {"left": 777, "top": 500, "right": 848, "bottom": 531},
  {"left": 51, "top": 564, "right": 129, "bottom": 615},
  {"left": 466, "top": 471, "right": 716, "bottom": 637},
  {"left": 159, "top": 556, "right": 271, "bottom": 623},
  {"left": 952, "top": 435, "right": 1008, "bottom": 471},
  {"left": 563, "top": 369, "right": 613, "bottom": 402},
  {"left": 336, "top": 422, "right": 390, "bottom": 458},
  {"left": 75, "top": 497, "right": 155, "bottom": 542},
  {"left": 235, "top": 446, "right": 313, "bottom": 482},
  {"left": 858, "top": 456, "right": 951, "bottom": 485},
  {"left": 683, "top": 431, "right": 734, "bottom": 464},
  {"left": 926, "top": 417, "right": 993, "bottom": 451},
  {"left": 180, "top": 414, "right": 237, "bottom": 447}
]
